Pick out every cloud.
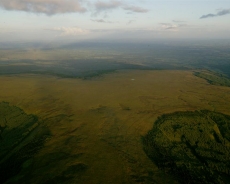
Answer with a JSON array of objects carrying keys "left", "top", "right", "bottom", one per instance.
[
  {"left": 47, "top": 27, "right": 89, "bottom": 36},
  {"left": 0, "top": 0, "right": 86, "bottom": 15},
  {"left": 92, "top": 19, "right": 106, "bottom": 23},
  {"left": 200, "top": 9, "right": 230, "bottom": 19},
  {"left": 160, "top": 23, "right": 178, "bottom": 30},
  {"left": 172, "top": 20, "right": 186, "bottom": 23},
  {"left": 123, "top": 5, "right": 148, "bottom": 13},
  {"left": 159, "top": 23, "right": 188, "bottom": 30},
  {"left": 91, "top": 19, "right": 114, "bottom": 23},
  {"left": 94, "top": 0, "right": 122, "bottom": 12},
  {"left": 218, "top": 9, "right": 230, "bottom": 16},
  {"left": 200, "top": 14, "right": 216, "bottom": 19},
  {"left": 93, "top": 1, "right": 148, "bottom": 14},
  {"left": 127, "top": 20, "right": 135, "bottom": 25}
]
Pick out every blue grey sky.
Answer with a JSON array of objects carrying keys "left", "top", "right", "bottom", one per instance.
[{"left": 0, "top": 0, "right": 229, "bottom": 42}]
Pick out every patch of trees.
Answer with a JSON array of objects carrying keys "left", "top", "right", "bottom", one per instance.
[
  {"left": 194, "top": 71, "right": 230, "bottom": 87},
  {"left": 143, "top": 110, "right": 230, "bottom": 184}
]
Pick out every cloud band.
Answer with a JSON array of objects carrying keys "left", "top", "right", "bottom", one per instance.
[
  {"left": 0, "top": 0, "right": 86, "bottom": 15},
  {"left": 200, "top": 9, "right": 230, "bottom": 19}
]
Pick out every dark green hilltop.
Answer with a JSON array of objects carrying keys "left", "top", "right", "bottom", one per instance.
[{"left": 143, "top": 110, "right": 230, "bottom": 184}]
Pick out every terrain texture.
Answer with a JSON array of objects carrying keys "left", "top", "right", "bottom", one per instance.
[
  {"left": 143, "top": 110, "right": 230, "bottom": 184},
  {"left": 0, "top": 102, "right": 50, "bottom": 183},
  {"left": 0, "top": 70, "right": 230, "bottom": 183}
]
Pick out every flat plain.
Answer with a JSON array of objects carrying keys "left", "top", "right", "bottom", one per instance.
[{"left": 1, "top": 70, "right": 230, "bottom": 183}]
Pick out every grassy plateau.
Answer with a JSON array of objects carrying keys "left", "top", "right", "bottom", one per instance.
[{"left": 1, "top": 69, "right": 230, "bottom": 183}]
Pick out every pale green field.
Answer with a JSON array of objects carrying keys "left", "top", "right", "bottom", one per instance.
[{"left": 1, "top": 70, "right": 230, "bottom": 183}]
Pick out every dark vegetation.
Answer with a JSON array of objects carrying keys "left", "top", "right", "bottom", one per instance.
[
  {"left": 1, "top": 41, "right": 230, "bottom": 79},
  {"left": 43, "top": 163, "right": 88, "bottom": 184},
  {"left": 0, "top": 59, "right": 152, "bottom": 79},
  {"left": 0, "top": 102, "right": 50, "bottom": 184},
  {"left": 194, "top": 71, "right": 230, "bottom": 87},
  {"left": 59, "top": 41, "right": 230, "bottom": 76},
  {"left": 143, "top": 110, "right": 230, "bottom": 184}
]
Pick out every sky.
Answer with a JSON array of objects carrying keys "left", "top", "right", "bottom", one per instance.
[{"left": 0, "top": 0, "right": 230, "bottom": 43}]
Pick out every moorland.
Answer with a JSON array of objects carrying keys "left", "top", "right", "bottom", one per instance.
[{"left": 1, "top": 41, "right": 230, "bottom": 183}]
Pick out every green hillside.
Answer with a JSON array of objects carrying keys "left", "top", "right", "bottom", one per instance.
[
  {"left": 0, "top": 102, "right": 50, "bottom": 183},
  {"left": 143, "top": 110, "right": 230, "bottom": 184}
]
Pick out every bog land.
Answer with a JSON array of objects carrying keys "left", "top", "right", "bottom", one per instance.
[{"left": 1, "top": 70, "right": 230, "bottom": 183}]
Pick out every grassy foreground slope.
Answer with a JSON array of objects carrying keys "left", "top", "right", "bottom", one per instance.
[
  {"left": 0, "top": 70, "right": 230, "bottom": 183},
  {"left": 143, "top": 110, "right": 230, "bottom": 184},
  {"left": 0, "top": 102, "right": 50, "bottom": 183}
]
